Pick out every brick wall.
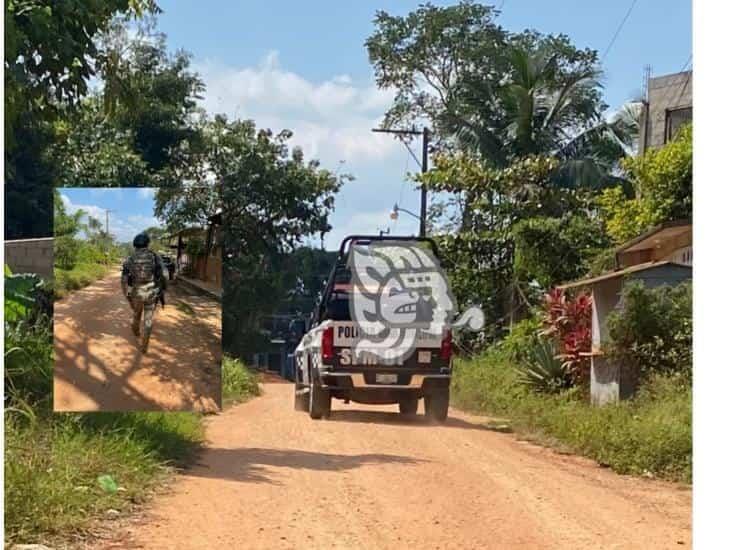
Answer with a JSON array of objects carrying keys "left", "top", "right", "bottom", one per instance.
[{"left": 4, "top": 237, "right": 54, "bottom": 279}]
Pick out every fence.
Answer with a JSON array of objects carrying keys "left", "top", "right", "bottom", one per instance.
[{"left": 4, "top": 237, "right": 54, "bottom": 279}]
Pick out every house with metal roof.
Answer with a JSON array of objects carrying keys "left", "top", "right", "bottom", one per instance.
[{"left": 559, "top": 221, "right": 692, "bottom": 405}]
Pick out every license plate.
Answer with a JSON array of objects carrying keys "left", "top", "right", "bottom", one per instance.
[{"left": 375, "top": 373, "right": 398, "bottom": 384}]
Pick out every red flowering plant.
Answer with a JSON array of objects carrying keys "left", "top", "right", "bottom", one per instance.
[{"left": 541, "top": 288, "right": 593, "bottom": 384}]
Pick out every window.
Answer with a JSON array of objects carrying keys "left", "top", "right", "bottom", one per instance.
[{"left": 665, "top": 107, "right": 692, "bottom": 143}]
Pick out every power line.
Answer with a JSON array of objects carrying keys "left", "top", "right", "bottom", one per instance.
[{"left": 602, "top": 0, "right": 639, "bottom": 60}]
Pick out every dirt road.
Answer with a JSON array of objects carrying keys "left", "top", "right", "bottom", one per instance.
[
  {"left": 111, "top": 381, "right": 691, "bottom": 549},
  {"left": 53, "top": 271, "right": 221, "bottom": 412}
]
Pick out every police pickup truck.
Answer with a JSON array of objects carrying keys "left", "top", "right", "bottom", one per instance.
[{"left": 293, "top": 235, "right": 453, "bottom": 421}]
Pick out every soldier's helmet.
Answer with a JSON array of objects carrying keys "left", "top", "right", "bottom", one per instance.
[{"left": 133, "top": 233, "right": 151, "bottom": 249}]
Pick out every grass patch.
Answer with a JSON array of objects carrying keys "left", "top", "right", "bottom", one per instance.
[
  {"left": 5, "top": 288, "right": 263, "bottom": 544},
  {"left": 5, "top": 409, "right": 204, "bottom": 545},
  {"left": 54, "top": 262, "right": 111, "bottom": 299},
  {"left": 175, "top": 300, "right": 196, "bottom": 316},
  {"left": 452, "top": 348, "right": 691, "bottom": 483},
  {"left": 222, "top": 355, "right": 261, "bottom": 405}
]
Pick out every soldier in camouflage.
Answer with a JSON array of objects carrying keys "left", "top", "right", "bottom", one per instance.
[{"left": 121, "top": 233, "right": 167, "bottom": 351}]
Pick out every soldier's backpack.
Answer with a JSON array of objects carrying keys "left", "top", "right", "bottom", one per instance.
[{"left": 130, "top": 249, "right": 157, "bottom": 286}]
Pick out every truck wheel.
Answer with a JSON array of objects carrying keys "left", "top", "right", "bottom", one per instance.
[
  {"left": 294, "top": 385, "right": 308, "bottom": 411},
  {"left": 398, "top": 396, "right": 419, "bottom": 416},
  {"left": 309, "top": 380, "right": 331, "bottom": 419},
  {"left": 425, "top": 389, "right": 449, "bottom": 422}
]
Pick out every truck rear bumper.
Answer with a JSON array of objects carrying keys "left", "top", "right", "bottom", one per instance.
[{"left": 322, "top": 371, "right": 450, "bottom": 390}]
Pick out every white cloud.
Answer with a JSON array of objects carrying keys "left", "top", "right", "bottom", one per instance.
[
  {"left": 128, "top": 214, "right": 161, "bottom": 229},
  {"left": 194, "top": 51, "right": 400, "bottom": 167},
  {"left": 137, "top": 188, "right": 157, "bottom": 199}
]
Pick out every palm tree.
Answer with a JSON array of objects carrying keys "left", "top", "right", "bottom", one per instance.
[
  {"left": 553, "top": 100, "right": 642, "bottom": 191},
  {"left": 84, "top": 216, "right": 104, "bottom": 243},
  {"left": 448, "top": 44, "right": 638, "bottom": 189},
  {"left": 501, "top": 46, "right": 602, "bottom": 157}
]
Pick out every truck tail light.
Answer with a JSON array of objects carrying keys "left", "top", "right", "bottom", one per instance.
[
  {"left": 321, "top": 326, "right": 334, "bottom": 363},
  {"left": 440, "top": 329, "right": 453, "bottom": 361}
]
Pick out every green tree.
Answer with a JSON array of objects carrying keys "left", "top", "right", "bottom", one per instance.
[
  {"left": 207, "top": 118, "right": 345, "bottom": 355},
  {"left": 52, "top": 96, "right": 151, "bottom": 187},
  {"left": 4, "top": 0, "right": 157, "bottom": 146},
  {"left": 150, "top": 116, "right": 346, "bottom": 354},
  {"left": 367, "top": 3, "right": 609, "bottom": 165},
  {"left": 4, "top": 1, "right": 158, "bottom": 239},
  {"left": 598, "top": 124, "right": 692, "bottom": 243},
  {"left": 53, "top": 189, "right": 85, "bottom": 269},
  {"left": 53, "top": 20, "right": 206, "bottom": 187},
  {"left": 366, "top": 2, "right": 507, "bottom": 135},
  {"left": 420, "top": 154, "right": 576, "bottom": 337},
  {"left": 512, "top": 214, "right": 608, "bottom": 288}
]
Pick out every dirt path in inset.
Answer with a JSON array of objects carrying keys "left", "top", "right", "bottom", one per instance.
[
  {"left": 53, "top": 271, "right": 221, "bottom": 412},
  {"left": 108, "top": 381, "right": 691, "bottom": 549}
]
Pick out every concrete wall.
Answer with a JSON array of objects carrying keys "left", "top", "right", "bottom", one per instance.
[
  {"left": 628, "top": 264, "right": 692, "bottom": 290},
  {"left": 589, "top": 264, "right": 692, "bottom": 405},
  {"left": 4, "top": 238, "right": 54, "bottom": 280},
  {"left": 639, "top": 71, "right": 692, "bottom": 154}
]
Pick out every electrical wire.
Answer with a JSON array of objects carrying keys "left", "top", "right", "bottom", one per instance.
[{"left": 602, "top": 0, "right": 639, "bottom": 60}]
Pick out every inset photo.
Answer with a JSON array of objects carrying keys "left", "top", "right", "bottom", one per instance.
[{"left": 53, "top": 187, "right": 222, "bottom": 412}]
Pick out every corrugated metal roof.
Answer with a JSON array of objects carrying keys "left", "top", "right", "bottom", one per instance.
[
  {"left": 558, "top": 261, "right": 691, "bottom": 289},
  {"left": 614, "top": 220, "right": 691, "bottom": 254}
]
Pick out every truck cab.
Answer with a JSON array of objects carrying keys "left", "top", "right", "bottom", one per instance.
[{"left": 293, "top": 235, "right": 453, "bottom": 421}]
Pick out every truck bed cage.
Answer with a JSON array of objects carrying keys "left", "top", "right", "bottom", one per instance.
[
  {"left": 313, "top": 235, "right": 441, "bottom": 324},
  {"left": 336, "top": 234, "right": 440, "bottom": 260}
]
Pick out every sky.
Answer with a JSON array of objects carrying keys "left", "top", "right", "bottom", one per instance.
[
  {"left": 156, "top": 0, "right": 692, "bottom": 249},
  {"left": 59, "top": 188, "right": 160, "bottom": 243}
]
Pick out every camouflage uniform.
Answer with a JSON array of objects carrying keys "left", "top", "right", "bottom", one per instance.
[{"left": 121, "top": 248, "right": 166, "bottom": 336}]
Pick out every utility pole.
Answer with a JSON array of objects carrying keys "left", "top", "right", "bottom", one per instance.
[
  {"left": 419, "top": 127, "right": 429, "bottom": 238},
  {"left": 105, "top": 209, "right": 114, "bottom": 236},
  {"left": 371, "top": 127, "right": 430, "bottom": 237}
]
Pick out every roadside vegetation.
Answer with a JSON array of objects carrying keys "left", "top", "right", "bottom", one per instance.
[
  {"left": 452, "top": 282, "right": 692, "bottom": 483},
  {"left": 222, "top": 355, "right": 261, "bottom": 404},
  {"left": 367, "top": 3, "right": 692, "bottom": 482},
  {"left": 4, "top": 0, "right": 693, "bottom": 543},
  {"left": 53, "top": 189, "right": 123, "bottom": 299},
  {"left": 5, "top": 270, "right": 259, "bottom": 545}
]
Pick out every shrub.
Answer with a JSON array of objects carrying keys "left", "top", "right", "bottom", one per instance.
[
  {"left": 543, "top": 288, "right": 592, "bottom": 383},
  {"left": 5, "top": 271, "right": 54, "bottom": 404},
  {"left": 606, "top": 281, "right": 692, "bottom": 381},
  {"left": 452, "top": 351, "right": 691, "bottom": 482},
  {"left": 54, "top": 235, "right": 81, "bottom": 270},
  {"left": 76, "top": 242, "right": 114, "bottom": 265},
  {"left": 499, "top": 315, "right": 543, "bottom": 364},
  {"left": 513, "top": 214, "right": 609, "bottom": 288},
  {"left": 5, "top": 272, "right": 44, "bottom": 322},
  {"left": 5, "top": 317, "right": 53, "bottom": 405},
  {"left": 54, "top": 262, "right": 109, "bottom": 299},
  {"left": 222, "top": 355, "right": 261, "bottom": 403},
  {"left": 515, "top": 337, "right": 572, "bottom": 394},
  {"left": 599, "top": 124, "right": 692, "bottom": 244}
]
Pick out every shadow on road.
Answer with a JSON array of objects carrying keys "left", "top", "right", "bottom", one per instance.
[
  {"left": 185, "top": 447, "right": 426, "bottom": 484},
  {"left": 54, "top": 277, "right": 221, "bottom": 412},
  {"left": 325, "top": 409, "right": 492, "bottom": 432}
]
